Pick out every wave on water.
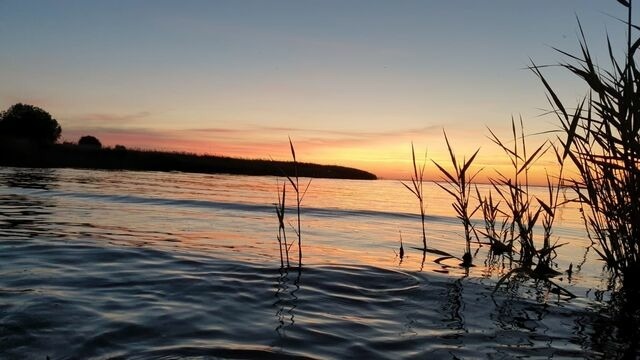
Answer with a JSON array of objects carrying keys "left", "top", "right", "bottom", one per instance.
[{"left": 4, "top": 186, "right": 460, "bottom": 226}]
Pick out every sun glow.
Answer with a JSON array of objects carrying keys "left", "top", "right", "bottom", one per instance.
[{"left": 61, "top": 123, "right": 565, "bottom": 185}]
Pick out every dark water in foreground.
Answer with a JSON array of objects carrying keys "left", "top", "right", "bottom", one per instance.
[{"left": 0, "top": 168, "right": 637, "bottom": 359}]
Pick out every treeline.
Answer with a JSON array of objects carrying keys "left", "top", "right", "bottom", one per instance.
[
  {"left": 0, "top": 103, "right": 376, "bottom": 180},
  {"left": 0, "top": 141, "right": 377, "bottom": 180}
]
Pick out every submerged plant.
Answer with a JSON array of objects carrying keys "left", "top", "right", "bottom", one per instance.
[
  {"left": 532, "top": 0, "right": 640, "bottom": 285},
  {"left": 401, "top": 143, "right": 428, "bottom": 250},
  {"left": 432, "top": 130, "right": 481, "bottom": 267}
]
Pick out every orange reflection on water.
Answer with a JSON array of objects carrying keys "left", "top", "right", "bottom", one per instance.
[{"left": 60, "top": 169, "right": 598, "bottom": 288}]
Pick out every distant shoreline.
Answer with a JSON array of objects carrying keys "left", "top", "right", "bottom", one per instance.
[{"left": 0, "top": 142, "right": 377, "bottom": 180}]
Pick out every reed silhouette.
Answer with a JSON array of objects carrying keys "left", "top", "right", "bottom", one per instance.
[
  {"left": 275, "top": 180, "right": 291, "bottom": 268},
  {"left": 274, "top": 138, "right": 311, "bottom": 268},
  {"left": 432, "top": 130, "right": 481, "bottom": 267},
  {"left": 274, "top": 267, "right": 301, "bottom": 337},
  {"left": 532, "top": 0, "right": 640, "bottom": 290},
  {"left": 487, "top": 119, "right": 555, "bottom": 267},
  {"left": 401, "top": 143, "right": 428, "bottom": 251},
  {"left": 476, "top": 187, "right": 512, "bottom": 255},
  {"left": 286, "top": 138, "right": 312, "bottom": 267}
]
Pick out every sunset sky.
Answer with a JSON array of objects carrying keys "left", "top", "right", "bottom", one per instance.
[{"left": 0, "top": 1, "right": 636, "bottom": 180}]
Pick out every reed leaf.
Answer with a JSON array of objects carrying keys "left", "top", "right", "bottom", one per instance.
[
  {"left": 288, "top": 136, "right": 296, "bottom": 162},
  {"left": 516, "top": 142, "right": 548, "bottom": 176},
  {"left": 432, "top": 162, "right": 457, "bottom": 185}
]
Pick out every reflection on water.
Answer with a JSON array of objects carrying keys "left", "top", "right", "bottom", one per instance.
[
  {"left": 0, "top": 167, "right": 636, "bottom": 358},
  {"left": 274, "top": 268, "right": 301, "bottom": 343},
  {"left": 443, "top": 275, "right": 466, "bottom": 336},
  {"left": 587, "top": 289, "right": 640, "bottom": 358}
]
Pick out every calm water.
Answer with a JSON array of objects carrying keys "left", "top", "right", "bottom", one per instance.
[{"left": 0, "top": 167, "right": 635, "bottom": 358}]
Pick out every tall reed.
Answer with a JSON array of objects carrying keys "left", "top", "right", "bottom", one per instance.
[
  {"left": 285, "top": 138, "right": 311, "bottom": 267},
  {"left": 532, "top": 0, "right": 640, "bottom": 284},
  {"left": 401, "top": 143, "right": 428, "bottom": 250},
  {"left": 432, "top": 131, "right": 481, "bottom": 266}
]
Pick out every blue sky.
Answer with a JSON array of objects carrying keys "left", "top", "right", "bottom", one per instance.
[{"left": 0, "top": 1, "right": 635, "bottom": 178}]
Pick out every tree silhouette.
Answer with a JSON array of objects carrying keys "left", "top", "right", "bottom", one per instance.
[
  {"left": 0, "top": 103, "right": 61, "bottom": 144},
  {"left": 78, "top": 135, "right": 102, "bottom": 148}
]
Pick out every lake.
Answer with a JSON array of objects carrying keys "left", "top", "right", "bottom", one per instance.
[{"left": 0, "top": 167, "right": 634, "bottom": 358}]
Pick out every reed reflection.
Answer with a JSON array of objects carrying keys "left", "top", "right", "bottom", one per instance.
[
  {"left": 491, "top": 270, "right": 577, "bottom": 329},
  {"left": 482, "top": 249, "right": 514, "bottom": 279},
  {"left": 443, "top": 274, "right": 467, "bottom": 334},
  {"left": 274, "top": 268, "right": 301, "bottom": 338}
]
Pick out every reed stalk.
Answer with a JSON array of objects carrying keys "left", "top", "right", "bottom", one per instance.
[
  {"left": 275, "top": 180, "right": 291, "bottom": 268},
  {"left": 401, "top": 143, "right": 428, "bottom": 250},
  {"left": 285, "top": 138, "right": 311, "bottom": 267}
]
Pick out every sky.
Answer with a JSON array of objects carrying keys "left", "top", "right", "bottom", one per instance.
[{"left": 0, "top": 1, "right": 636, "bottom": 180}]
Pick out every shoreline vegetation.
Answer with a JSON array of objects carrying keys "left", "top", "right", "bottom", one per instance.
[{"left": 0, "top": 140, "right": 377, "bottom": 181}]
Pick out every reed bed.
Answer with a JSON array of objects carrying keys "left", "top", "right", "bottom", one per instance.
[{"left": 532, "top": 0, "right": 640, "bottom": 287}]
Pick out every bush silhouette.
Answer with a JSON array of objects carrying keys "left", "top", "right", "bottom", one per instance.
[
  {"left": 0, "top": 103, "right": 61, "bottom": 144},
  {"left": 78, "top": 135, "right": 102, "bottom": 148}
]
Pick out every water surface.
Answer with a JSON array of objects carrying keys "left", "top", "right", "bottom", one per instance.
[{"left": 0, "top": 167, "right": 633, "bottom": 358}]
